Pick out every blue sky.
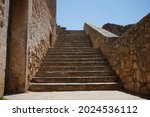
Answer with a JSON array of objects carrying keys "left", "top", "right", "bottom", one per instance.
[{"left": 57, "top": 0, "right": 150, "bottom": 30}]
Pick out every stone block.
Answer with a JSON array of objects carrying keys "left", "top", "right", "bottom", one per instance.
[
  {"left": 134, "top": 82, "right": 141, "bottom": 93},
  {"left": 144, "top": 34, "right": 150, "bottom": 38},
  {"left": 141, "top": 86, "right": 150, "bottom": 95}
]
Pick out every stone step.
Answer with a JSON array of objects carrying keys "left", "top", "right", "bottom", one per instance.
[
  {"left": 46, "top": 52, "right": 101, "bottom": 56},
  {"left": 52, "top": 47, "right": 95, "bottom": 49},
  {"left": 56, "top": 41, "right": 91, "bottom": 43},
  {"left": 43, "top": 60, "right": 107, "bottom": 64},
  {"left": 48, "top": 48, "right": 99, "bottom": 52},
  {"left": 43, "top": 59, "right": 107, "bottom": 64},
  {"left": 47, "top": 50, "right": 100, "bottom": 53},
  {"left": 45, "top": 55, "right": 102, "bottom": 58},
  {"left": 58, "top": 33, "right": 87, "bottom": 36},
  {"left": 35, "top": 71, "right": 115, "bottom": 77},
  {"left": 41, "top": 62, "right": 109, "bottom": 66},
  {"left": 44, "top": 57, "right": 104, "bottom": 60},
  {"left": 55, "top": 44, "right": 92, "bottom": 47},
  {"left": 56, "top": 42, "right": 90, "bottom": 44},
  {"left": 58, "top": 35, "right": 88, "bottom": 38},
  {"left": 56, "top": 40, "right": 91, "bottom": 42},
  {"left": 43, "top": 58, "right": 106, "bottom": 62},
  {"left": 67, "top": 30, "right": 85, "bottom": 34},
  {"left": 32, "top": 76, "right": 118, "bottom": 83},
  {"left": 55, "top": 46, "right": 95, "bottom": 48},
  {"left": 45, "top": 56, "right": 103, "bottom": 59},
  {"left": 57, "top": 39, "right": 90, "bottom": 42},
  {"left": 56, "top": 40, "right": 91, "bottom": 45},
  {"left": 58, "top": 36, "right": 89, "bottom": 38},
  {"left": 39, "top": 66, "right": 111, "bottom": 71},
  {"left": 29, "top": 82, "right": 122, "bottom": 92},
  {"left": 56, "top": 44, "right": 91, "bottom": 48},
  {"left": 56, "top": 39, "right": 90, "bottom": 41},
  {"left": 47, "top": 50, "right": 99, "bottom": 53},
  {"left": 57, "top": 35, "right": 88, "bottom": 37},
  {"left": 55, "top": 46, "right": 92, "bottom": 48}
]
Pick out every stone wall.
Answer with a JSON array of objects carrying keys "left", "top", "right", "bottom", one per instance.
[
  {"left": 46, "top": 0, "right": 57, "bottom": 45},
  {"left": 0, "top": 0, "right": 9, "bottom": 96},
  {"left": 27, "top": 0, "right": 56, "bottom": 82},
  {"left": 57, "top": 25, "right": 67, "bottom": 34},
  {"left": 0, "top": 0, "right": 56, "bottom": 95},
  {"left": 102, "top": 23, "right": 134, "bottom": 36},
  {"left": 84, "top": 13, "right": 150, "bottom": 96}
]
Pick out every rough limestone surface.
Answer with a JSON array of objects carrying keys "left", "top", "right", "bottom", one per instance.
[
  {"left": 0, "top": 0, "right": 9, "bottom": 97},
  {"left": 27, "top": 0, "right": 56, "bottom": 82},
  {"left": 84, "top": 13, "right": 150, "bottom": 96},
  {"left": 102, "top": 23, "right": 134, "bottom": 36}
]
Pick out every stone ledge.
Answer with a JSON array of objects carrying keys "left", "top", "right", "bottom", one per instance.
[{"left": 85, "top": 22, "right": 119, "bottom": 38}]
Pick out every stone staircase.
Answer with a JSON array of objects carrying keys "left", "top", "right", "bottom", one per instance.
[{"left": 29, "top": 30, "right": 122, "bottom": 91}]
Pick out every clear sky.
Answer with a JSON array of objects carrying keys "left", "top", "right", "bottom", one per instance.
[{"left": 57, "top": 0, "right": 150, "bottom": 30}]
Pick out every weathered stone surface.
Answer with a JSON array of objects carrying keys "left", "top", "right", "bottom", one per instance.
[
  {"left": 27, "top": 0, "right": 56, "bottom": 82},
  {"left": 84, "top": 13, "right": 150, "bottom": 96},
  {"left": 0, "top": 0, "right": 56, "bottom": 95},
  {"left": 5, "top": 0, "right": 31, "bottom": 93},
  {"left": 0, "top": 0, "right": 9, "bottom": 97},
  {"left": 102, "top": 23, "right": 134, "bottom": 36}
]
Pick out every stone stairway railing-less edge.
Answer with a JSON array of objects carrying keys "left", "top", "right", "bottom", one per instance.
[{"left": 84, "top": 13, "right": 150, "bottom": 96}]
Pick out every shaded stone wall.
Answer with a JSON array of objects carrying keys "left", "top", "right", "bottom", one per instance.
[
  {"left": 6, "top": 0, "right": 30, "bottom": 93},
  {"left": 27, "top": 0, "right": 56, "bottom": 81},
  {"left": 0, "top": 0, "right": 9, "bottom": 96},
  {"left": 84, "top": 13, "right": 150, "bottom": 96}
]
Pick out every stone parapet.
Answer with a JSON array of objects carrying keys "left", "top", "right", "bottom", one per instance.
[{"left": 84, "top": 13, "right": 150, "bottom": 96}]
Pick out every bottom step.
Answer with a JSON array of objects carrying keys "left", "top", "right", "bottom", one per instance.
[{"left": 29, "top": 83, "right": 122, "bottom": 92}]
